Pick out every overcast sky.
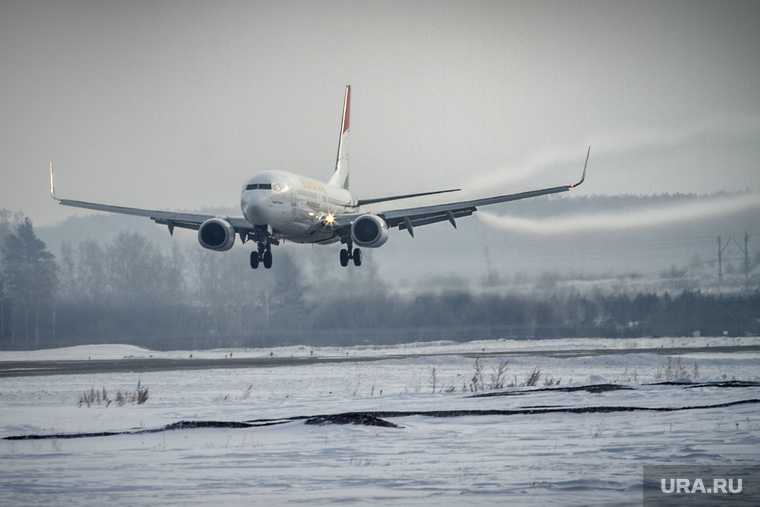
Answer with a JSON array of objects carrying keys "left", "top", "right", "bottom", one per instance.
[{"left": 2, "top": 0, "right": 759, "bottom": 226}]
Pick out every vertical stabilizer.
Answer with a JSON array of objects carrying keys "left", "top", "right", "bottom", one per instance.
[{"left": 328, "top": 85, "right": 351, "bottom": 189}]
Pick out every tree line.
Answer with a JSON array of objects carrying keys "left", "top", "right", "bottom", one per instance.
[{"left": 1, "top": 211, "right": 758, "bottom": 350}]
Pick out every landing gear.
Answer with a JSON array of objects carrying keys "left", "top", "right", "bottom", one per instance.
[
  {"left": 250, "top": 243, "right": 273, "bottom": 269},
  {"left": 263, "top": 250, "right": 273, "bottom": 269},
  {"left": 247, "top": 226, "right": 279, "bottom": 271},
  {"left": 339, "top": 245, "right": 362, "bottom": 267}
]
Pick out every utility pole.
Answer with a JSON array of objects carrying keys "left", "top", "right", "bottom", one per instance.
[
  {"left": 484, "top": 246, "right": 496, "bottom": 285},
  {"left": 745, "top": 231, "right": 751, "bottom": 283},
  {"left": 718, "top": 232, "right": 751, "bottom": 283}
]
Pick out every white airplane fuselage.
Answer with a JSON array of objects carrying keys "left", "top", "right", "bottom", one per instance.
[{"left": 241, "top": 170, "right": 358, "bottom": 244}]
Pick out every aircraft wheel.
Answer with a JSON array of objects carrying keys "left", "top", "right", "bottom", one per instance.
[
  {"left": 263, "top": 250, "right": 273, "bottom": 269},
  {"left": 353, "top": 248, "right": 362, "bottom": 267},
  {"left": 250, "top": 251, "right": 259, "bottom": 269},
  {"left": 339, "top": 248, "right": 349, "bottom": 267}
]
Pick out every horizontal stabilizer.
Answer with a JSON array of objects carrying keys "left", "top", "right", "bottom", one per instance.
[{"left": 358, "top": 188, "right": 460, "bottom": 207}]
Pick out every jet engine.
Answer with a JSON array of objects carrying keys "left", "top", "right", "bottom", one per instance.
[
  {"left": 198, "top": 218, "right": 236, "bottom": 251},
  {"left": 351, "top": 214, "right": 389, "bottom": 248}
]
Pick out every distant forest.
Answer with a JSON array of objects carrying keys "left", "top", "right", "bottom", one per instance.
[{"left": 1, "top": 209, "right": 759, "bottom": 351}]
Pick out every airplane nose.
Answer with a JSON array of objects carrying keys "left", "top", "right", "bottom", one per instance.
[{"left": 243, "top": 191, "right": 271, "bottom": 225}]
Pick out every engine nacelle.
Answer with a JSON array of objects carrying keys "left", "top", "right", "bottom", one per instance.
[
  {"left": 351, "top": 214, "right": 389, "bottom": 248},
  {"left": 198, "top": 218, "right": 236, "bottom": 251}
]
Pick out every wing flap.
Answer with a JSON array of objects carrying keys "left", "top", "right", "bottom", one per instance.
[{"left": 384, "top": 207, "right": 475, "bottom": 230}]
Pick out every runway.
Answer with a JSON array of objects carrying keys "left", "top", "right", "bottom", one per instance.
[{"left": 2, "top": 344, "right": 757, "bottom": 378}]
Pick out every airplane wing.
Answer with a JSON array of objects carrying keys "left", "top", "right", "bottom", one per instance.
[
  {"left": 336, "top": 147, "right": 590, "bottom": 237},
  {"left": 49, "top": 163, "right": 254, "bottom": 236}
]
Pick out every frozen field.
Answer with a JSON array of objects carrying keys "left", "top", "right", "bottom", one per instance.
[{"left": 1, "top": 337, "right": 759, "bottom": 506}]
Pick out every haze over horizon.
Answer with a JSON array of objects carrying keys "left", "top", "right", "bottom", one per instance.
[{"left": 2, "top": 1, "right": 759, "bottom": 228}]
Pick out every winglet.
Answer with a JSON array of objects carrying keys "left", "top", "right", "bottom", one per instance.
[
  {"left": 328, "top": 85, "right": 351, "bottom": 189},
  {"left": 569, "top": 146, "right": 590, "bottom": 189},
  {"left": 49, "top": 161, "right": 60, "bottom": 201}
]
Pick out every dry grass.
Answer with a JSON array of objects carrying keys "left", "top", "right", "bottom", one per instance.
[{"left": 78, "top": 381, "right": 149, "bottom": 407}]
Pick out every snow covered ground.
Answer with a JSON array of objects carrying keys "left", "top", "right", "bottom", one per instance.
[{"left": 1, "top": 337, "right": 759, "bottom": 506}]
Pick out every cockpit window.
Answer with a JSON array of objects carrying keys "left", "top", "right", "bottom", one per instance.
[{"left": 246, "top": 183, "right": 272, "bottom": 190}]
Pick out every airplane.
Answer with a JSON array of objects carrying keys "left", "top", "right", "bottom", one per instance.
[{"left": 50, "top": 85, "right": 589, "bottom": 270}]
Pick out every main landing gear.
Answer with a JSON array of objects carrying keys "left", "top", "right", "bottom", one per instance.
[
  {"left": 248, "top": 225, "right": 277, "bottom": 270},
  {"left": 339, "top": 245, "right": 362, "bottom": 267},
  {"left": 250, "top": 243, "right": 273, "bottom": 269}
]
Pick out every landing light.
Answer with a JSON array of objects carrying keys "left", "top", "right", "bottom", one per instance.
[{"left": 325, "top": 213, "right": 335, "bottom": 224}]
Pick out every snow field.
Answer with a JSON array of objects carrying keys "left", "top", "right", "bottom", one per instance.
[{"left": 1, "top": 338, "right": 759, "bottom": 506}]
